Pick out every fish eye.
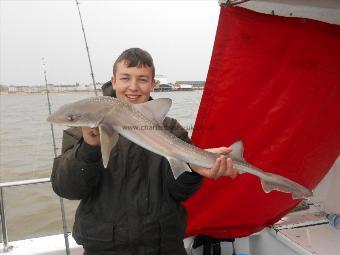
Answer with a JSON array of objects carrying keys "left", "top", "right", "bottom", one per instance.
[{"left": 67, "top": 115, "right": 78, "bottom": 121}]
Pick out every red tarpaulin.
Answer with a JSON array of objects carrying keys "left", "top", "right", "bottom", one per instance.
[{"left": 184, "top": 6, "right": 340, "bottom": 238}]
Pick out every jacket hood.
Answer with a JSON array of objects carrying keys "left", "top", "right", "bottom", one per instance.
[{"left": 101, "top": 81, "right": 116, "bottom": 97}]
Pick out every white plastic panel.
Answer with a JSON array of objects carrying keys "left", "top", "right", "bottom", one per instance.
[{"left": 278, "top": 224, "right": 340, "bottom": 255}]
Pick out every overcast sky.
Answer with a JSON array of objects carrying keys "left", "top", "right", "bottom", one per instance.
[{"left": 0, "top": 0, "right": 220, "bottom": 86}]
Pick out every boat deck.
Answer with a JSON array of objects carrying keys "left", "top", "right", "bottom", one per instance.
[{"left": 0, "top": 234, "right": 83, "bottom": 255}]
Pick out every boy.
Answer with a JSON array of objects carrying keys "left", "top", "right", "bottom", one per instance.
[{"left": 51, "top": 48, "right": 237, "bottom": 255}]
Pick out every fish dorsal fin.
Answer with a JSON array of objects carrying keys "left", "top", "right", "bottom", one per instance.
[
  {"left": 229, "top": 140, "right": 245, "bottom": 161},
  {"left": 133, "top": 98, "right": 172, "bottom": 125}
]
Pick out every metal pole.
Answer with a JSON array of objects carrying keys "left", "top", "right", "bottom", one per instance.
[
  {"left": 0, "top": 187, "right": 12, "bottom": 252},
  {"left": 75, "top": 0, "right": 98, "bottom": 96},
  {"left": 43, "top": 59, "right": 58, "bottom": 155},
  {"left": 0, "top": 178, "right": 51, "bottom": 188},
  {"left": 42, "top": 58, "right": 70, "bottom": 255}
]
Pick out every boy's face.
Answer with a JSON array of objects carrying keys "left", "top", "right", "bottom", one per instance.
[{"left": 112, "top": 61, "right": 155, "bottom": 104}]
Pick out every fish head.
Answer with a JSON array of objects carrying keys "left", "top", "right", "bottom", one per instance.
[{"left": 47, "top": 97, "right": 117, "bottom": 128}]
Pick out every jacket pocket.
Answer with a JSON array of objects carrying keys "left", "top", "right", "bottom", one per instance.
[{"left": 74, "top": 216, "right": 114, "bottom": 243}]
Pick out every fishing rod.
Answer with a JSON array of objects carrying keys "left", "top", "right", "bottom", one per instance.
[
  {"left": 42, "top": 58, "right": 71, "bottom": 255},
  {"left": 75, "top": 0, "right": 98, "bottom": 96}
]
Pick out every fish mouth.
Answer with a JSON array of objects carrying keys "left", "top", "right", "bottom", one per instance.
[{"left": 46, "top": 114, "right": 66, "bottom": 125}]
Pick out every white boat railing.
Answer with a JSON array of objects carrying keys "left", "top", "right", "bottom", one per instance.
[{"left": 0, "top": 178, "right": 70, "bottom": 254}]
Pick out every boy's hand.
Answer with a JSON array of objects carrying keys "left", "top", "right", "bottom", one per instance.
[
  {"left": 82, "top": 127, "right": 100, "bottom": 146},
  {"left": 189, "top": 147, "right": 238, "bottom": 179}
]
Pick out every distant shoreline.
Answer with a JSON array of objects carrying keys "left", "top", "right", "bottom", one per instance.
[
  {"left": 1, "top": 91, "right": 94, "bottom": 96},
  {"left": 1, "top": 89, "right": 203, "bottom": 96}
]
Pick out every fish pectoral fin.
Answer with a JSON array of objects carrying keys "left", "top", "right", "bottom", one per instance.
[
  {"left": 260, "top": 179, "right": 275, "bottom": 193},
  {"left": 229, "top": 140, "right": 245, "bottom": 161},
  {"left": 99, "top": 124, "right": 119, "bottom": 168},
  {"left": 166, "top": 157, "right": 192, "bottom": 179},
  {"left": 133, "top": 98, "right": 172, "bottom": 126}
]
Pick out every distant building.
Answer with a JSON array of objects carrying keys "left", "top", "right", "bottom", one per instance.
[
  {"left": 154, "top": 84, "right": 172, "bottom": 92},
  {"left": 173, "top": 83, "right": 193, "bottom": 91},
  {"left": 8, "top": 86, "right": 17, "bottom": 93},
  {"left": 155, "top": 75, "right": 168, "bottom": 88},
  {"left": 81, "top": 82, "right": 102, "bottom": 92},
  {"left": 17, "top": 86, "right": 28, "bottom": 93},
  {"left": 29, "top": 86, "right": 44, "bottom": 93},
  {"left": 175, "top": 81, "right": 205, "bottom": 90},
  {"left": 8, "top": 86, "right": 43, "bottom": 93},
  {"left": 5, "top": 83, "right": 103, "bottom": 94},
  {"left": 77, "top": 83, "right": 91, "bottom": 91},
  {"left": 47, "top": 84, "right": 78, "bottom": 92},
  {"left": 0, "top": 85, "right": 8, "bottom": 93}
]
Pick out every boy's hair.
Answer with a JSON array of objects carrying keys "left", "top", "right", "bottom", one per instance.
[{"left": 113, "top": 48, "right": 155, "bottom": 79}]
